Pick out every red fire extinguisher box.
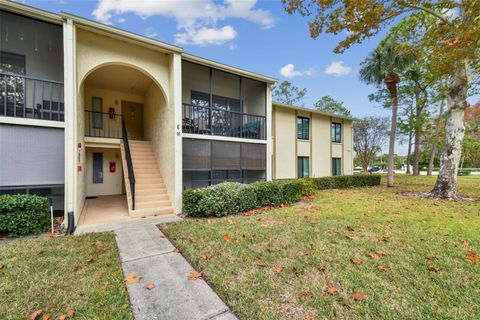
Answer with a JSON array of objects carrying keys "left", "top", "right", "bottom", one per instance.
[{"left": 109, "top": 161, "right": 116, "bottom": 173}]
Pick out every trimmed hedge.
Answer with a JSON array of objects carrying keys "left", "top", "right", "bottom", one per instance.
[
  {"left": 183, "top": 174, "right": 380, "bottom": 217},
  {"left": 0, "top": 194, "right": 50, "bottom": 236}
]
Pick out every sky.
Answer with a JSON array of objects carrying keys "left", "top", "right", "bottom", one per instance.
[{"left": 18, "top": 0, "right": 474, "bottom": 155}]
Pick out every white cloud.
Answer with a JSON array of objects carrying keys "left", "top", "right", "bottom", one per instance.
[
  {"left": 116, "top": 17, "right": 125, "bottom": 23},
  {"left": 92, "top": 0, "right": 274, "bottom": 46},
  {"left": 145, "top": 27, "right": 158, "bottom": 38},
  {"left": 280, "top": 64, "right": 315, "bottom": 78},
  {"left": 175, "top": 26, "right": 236, "bottom": 46},
  {"left": 324, "top": 61, "right": 352, "bottom": 76}
]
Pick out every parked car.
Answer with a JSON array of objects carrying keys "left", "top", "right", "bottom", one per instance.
[{"left": 367, "top": 166, "right": 381, "bottom": 173}]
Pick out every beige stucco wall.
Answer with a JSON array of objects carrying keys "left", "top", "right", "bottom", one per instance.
[
  {"left": 143, "top": 82, "right": 176, "bottom": 207},
  {"left": 74, "top": 27, "right": 175, "bottom": 214},
  {"left": 273, "top": 107, "right": 296, "bottom": 179},
  {"left": 273, "top": 105, "right": 354, "bottom": 178},
  {"left": 85, "top": 147, "right": 123, "bottom": 196}
]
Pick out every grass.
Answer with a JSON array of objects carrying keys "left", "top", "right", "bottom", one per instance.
[
  {"left": 162, "top": 175, "right": 480, "bottom": 320},
  {"left": 0, "top": 232, "right": 132, "bottom": 319}
]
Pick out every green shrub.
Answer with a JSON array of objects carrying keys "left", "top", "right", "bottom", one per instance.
[
  {"left": 182, "top": 175, "right": 380, "bottom": 217},
  {"left": 251, "top": 181, "right": 282, "bottom": 207},
  {"left": 313, "top": 175, "right": 380, "bottom": 190},
  {"left": 0, "top": 194, "right": 50, "bottom": 236},
  {"left": 185, "top": 182, "right": 257, "bottom": 217}
]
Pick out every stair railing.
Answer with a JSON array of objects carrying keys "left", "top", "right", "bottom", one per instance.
[{"left": 122, "top": 119, "right": 136, "bottom": 210}]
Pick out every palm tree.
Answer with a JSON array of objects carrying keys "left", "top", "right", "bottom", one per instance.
[{"left": 359, "top": 40, "right": 412, "bottom": 187}]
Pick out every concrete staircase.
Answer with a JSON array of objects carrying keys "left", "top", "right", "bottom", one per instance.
[{"left": 120, "top": 140, "right": 173, "bottom": 217}]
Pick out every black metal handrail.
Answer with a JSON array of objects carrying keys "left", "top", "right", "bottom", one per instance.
[
  {"left": 182, "top": 103, "right": 266, "bottom": 140},
  {"left": 1, "top": 72, "right": 64, "bottom": 121},
  {"left": 122, "top": 120, "right": 136, "bottom": 211},
  {"left": 85, "top": 110, "right": 123, "bottom": 138}
]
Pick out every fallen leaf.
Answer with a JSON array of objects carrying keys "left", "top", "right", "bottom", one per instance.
[
  {"left": 44, "top": 304, "right": 54, "bottom": 311},
  {"left": 351, "top": 258, "right": 363, "bottom": 265},
  {"left": 95, "top": 240, "right": 103, "bottom": 245},
  {"left": 370, "top": 237, "right": 380, "bottom": 243},
  {"left": 300, "top": 292, "right": 314, "bottom": 300},
  {"left": 145, "top": 283, "right": 155, "bottom": 290},
  {"left": 28, "top": 309, "right": 43, "bottom": 320},
  {"left": 188, "top": 270, "right": 203, "bottom": 280},
  {"left": 427, "top": 265, "right": 440, "bottom": 272},
  {"left": 207, "top": 219, "right": 212, "bottom": 224},
  {"left": 376, "top": 250, "right": 387, "bottom": 256},
  {"left": 346, "top": 235, "right": 355, "bottom": 240},
  {"left": 124, "top": 273, "right": 143, "bottom": 285},
  {"left": 273, "top": 266, "right": 283, "bottom": 273},
  {"left": 96, "top": 247, "right": 109, "bottom": 252},
  {"left": 260, "top": 306, "right": 268, "bottom": 313},
  {"left": 58, "top": 309, "right": 75, "bottom": 320},
  {"left": 42, "top": 314, "right": 51, "bottom": 320},
  {"left": 425, "top": 255, "right": 436, "bottom": 260},
  {"left": 304, "top": 316, "right": 313, "bottom": 320},
  {"left": 377, "top": 265, "right": 389, "bottom": 272},
  {"left": 10, "top": 256, "right": 17, "bottom": 262},
  {"left": 461, "top": 239, "right": 469, "bottom": 246},
  {"left": 201, "top": 252, "right": 213, "bottom": 260},
  {"left": 352, "top": 292, "right": 366, "bottom": 301},
  {"left": 299, "top": 251, "right": 309, "bottom": 256},
  {"left": 223, "top": 234, "right": 230, "bottom": 241},
  {"left": 318, "top": 266, "right": 326, "bottom": 272},
  {"left": 367, "top": 253, "right": 380, "bottom": 260},
  {"left": 174, "top": 248, "right": 180, "bottom": 253},
  {"left": 465, "top": 251, "right": 480, "bottom": 264},
  {"left": 86, "top": 257, "right": 94, "bottom": 263},
  {"left": 291, "top": 266, "right": 299, "bottom": 275},
  {"left": 96, "top": 271, "right": 104, "bottom": 279},
  {"left": 326, "top": 286, "right": 337, "bottom": 295}
]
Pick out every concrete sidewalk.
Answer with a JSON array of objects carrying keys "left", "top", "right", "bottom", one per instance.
[{"left": 115, "top": 222, "right": 238, "bottom": 320}]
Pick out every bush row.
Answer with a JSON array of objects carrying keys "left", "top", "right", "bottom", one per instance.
[
  {"left": 0, "top": 194, "right": 51, "bottom": 236},
  {"left": 183, "top": 175, "right": 380, "bottom": 217}
]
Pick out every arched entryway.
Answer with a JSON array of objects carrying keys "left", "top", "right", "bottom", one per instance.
[{"left": 77, "top": 63, "right": 173, "bottom": 226}]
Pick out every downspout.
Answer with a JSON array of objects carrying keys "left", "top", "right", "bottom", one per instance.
[{"left": 66, "top": 211, "right": 76, "bottom": 235}]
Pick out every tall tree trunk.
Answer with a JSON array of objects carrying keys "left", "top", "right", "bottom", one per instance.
[
  {"left": 430, "top": 62, "right": 468, "bottom": 199},
  {"left": 427, "top": 100, "right": 445, "bottom": 176},
  {"left": 385, "top": 72, "right": 400, "bottom": 188},
  {"left": 406, "top": 131, "right": 412, "bottom": 174},
  {"left": 413, "top": 91, "right": 421, "bottom": 175}
]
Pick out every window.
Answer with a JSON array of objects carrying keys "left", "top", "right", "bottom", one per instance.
[
  {"left": 332, "top": 122, "right": 342, "bottom": 143},
  {"left": 0, "top": 51, "right": 26, "bottom": 74},
  {"left": 92, "top": 97, "right": 103, "bottom": 129},
  {"left": 332, "top": 158, "right": 342, "bottom": 176},
  {"left": 92, "top": 152, "right": 103, "bottom": 184},
  {"left": 298, "top": 157, "right": 309, "bottom": 178},
  {"left": 297, "top": 117, "right": 309, "bottom": 140}
]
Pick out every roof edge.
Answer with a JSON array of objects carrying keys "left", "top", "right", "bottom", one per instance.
[
  {"left": 183, "top": 53, "right": 277, "bottom": 84},
  {"left": 61, "top": 12, "right": 183, "bottom": 54},
  {"left": 1, "top": 0, "right": 62, "bottom": 24},
  {"left": 273, "top": 101, "right": 357, "bottom": 121}
]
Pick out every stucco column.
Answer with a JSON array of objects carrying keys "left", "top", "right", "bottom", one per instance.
[
  {"left": 266, "top": 84, "right": 273, "bottom": 181},
  {"left": 170, "top": 53, "right": 182, "bottom": 214},
  {"left": 63, "top": 18, "right": 76, "bottom": 225}
]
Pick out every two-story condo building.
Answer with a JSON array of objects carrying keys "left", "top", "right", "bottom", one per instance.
[{"left": 0, "top": 1, "right": 353, "bottom": 230}]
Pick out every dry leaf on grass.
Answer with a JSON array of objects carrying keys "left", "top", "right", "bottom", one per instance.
[
  {"left": 425, "top": 255, "right": 436, "bottom": 260},
  {"left": 58, "top": 309, "right": 75, "bottom": 320},
  {"left": 256, "top": 259, "right": 268, "bottom": 267},
  {"left": 351, "top": 292, "right": 366, "bottom": 301},
  {"left": 367, "top": 253, "right": 380, "bottom": 260},
  {"left": 465, "top": 251, "right": 480, "bottom": 264},
  {"left": 376, "top": 250, "right": 387, "bottom": 256},
  {"left": 124, "top": 273, "right": 143, "bottom": 285},
  {"left": 377, "top": 265, "right": 389, "bottom": 272},
  {"left": 188, "top": 270, "right": 203, "bottom": 280},
  {"left": 28, "top": 309, "right": 43, "bottom": 320},
  {"left": 326, "top": 286, "right": 337, "bottom": 296},
  {"left": 145, "top": 283, "right": 155, "bottom": 290},
  {"left": 299, "top": 292, "right": 314, "bottom": 300},
  {"left": 96, "top": 247, "right": 109, "bottom": 252},
  {"left": 273, "top": 266, "right": 283, "bottom": 273},
  {"left": 260, "top": 306, "right": 268, "bottom": 313},
  {"left": 427, "top": 265, "right": 440, "bottom": 272},
  {"left": 201, "top": 252, "right": 213, "bottom": 260},
  {"left": 42, "top": 314, "right": 51, "bottom": 320},
  {"left": 461, "top": 239, "right": 469, "bottom": 246},
  {"left": 10, "top": 256, "right": 17, "bottom": 262},
  {"left": 351, "top": 258, "right": 363, "bottom": 265}
]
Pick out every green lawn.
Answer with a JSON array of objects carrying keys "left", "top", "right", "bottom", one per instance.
[
  {"left": 162, "top": 175, "right": 480, "bottom": 320},
  {"left": 0, "top": 233, "right": 132, "bottom": 319}
]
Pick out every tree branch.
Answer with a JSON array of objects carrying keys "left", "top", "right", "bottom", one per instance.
[{"left": 395, "top": 1, "right": 451, "bottom": 24}]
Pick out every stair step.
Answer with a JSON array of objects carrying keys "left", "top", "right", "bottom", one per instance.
[
  {"left": 135, "top": 200, "right": 171, "bottom": 209},
  {"left": 130, "top": 206, "right": 174, "bottom": 218},
  {"left": 136, "top": 194, "right": 170, "bottom": 201},
  {"left": 136, "top": 189, "right": 169, "bottom": 196}
]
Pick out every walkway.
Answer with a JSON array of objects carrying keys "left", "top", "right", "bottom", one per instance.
[{"left": 78, "top": 218, "right": 238, "bottom": 320}]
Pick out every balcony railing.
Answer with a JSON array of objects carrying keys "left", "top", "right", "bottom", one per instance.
[
  {"left": 182, "top": 103, "right": 266, "bottom": 140},
  {"left": 0, "top": 72, "right": 64, "bottom": 121},
  {"left": 85, "top": 111, "right": 123, "bottom": 139}
]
